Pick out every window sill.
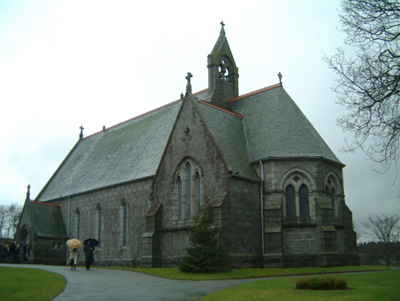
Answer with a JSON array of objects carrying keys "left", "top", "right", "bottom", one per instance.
[{"left": 283, "top": 218, "right": 316, "bottom": 227}]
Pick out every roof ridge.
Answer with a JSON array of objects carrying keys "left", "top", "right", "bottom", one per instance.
[
  {"left": 196, "top": 99, "right": 243, "bottom": 118},
  {"left": 193, "top": 88, "right": 208, "bottom": 96},
  {"left": 82, "top": 99, "right": 181, "bottom": 140},
  {"left": 228, "top": 82, "right": 282, "bottom": 103}
]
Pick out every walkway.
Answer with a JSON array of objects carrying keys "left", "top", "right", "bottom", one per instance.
[{"left": 1, "top": 264, "right": 263, "bottom": 301}]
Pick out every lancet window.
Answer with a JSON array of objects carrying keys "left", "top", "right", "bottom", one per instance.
[{"left": 175, "top": 158, "right": 203, "bottom": 220}]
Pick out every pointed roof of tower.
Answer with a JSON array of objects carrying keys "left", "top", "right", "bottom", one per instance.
[{"left": 209, "top": 22, "right": 237, "bottom": 72}]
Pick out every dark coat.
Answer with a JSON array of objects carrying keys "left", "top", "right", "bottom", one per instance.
[{"left": 84, "top": 244, "right": 94, "bottom": 263}]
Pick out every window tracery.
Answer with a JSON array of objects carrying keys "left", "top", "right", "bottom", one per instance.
[
  {"left": 174, "top": 158, "right": 203, "bottom": 220},
  {"left": 283, "top": 172, "right": 313, "bottom": 223}
]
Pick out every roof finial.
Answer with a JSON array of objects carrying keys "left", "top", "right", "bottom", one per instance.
[
  {"left": 185, "top": 72, "right": 193, "bottom": 94},
  {"left": 278, "top": 72, "right": 283, "bottom": 84},
  {"left": 220, "top": 21, "right": 225, "bottom": 28},
  {"left": 26, "top": 184, "right": 31, "bottom": 201},
  {"left": 79, "top": 125, "right": 84, "bottom": 140}
]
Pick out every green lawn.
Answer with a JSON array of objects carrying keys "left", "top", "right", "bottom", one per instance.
[
  {"left": 198, "top": 270, "right": 400, "bottom": 301},
  {"left": 0, "top": 265, "right": 395, "bottom": 301},
  {"left": 0, "top": 267, "right": 66, "bottom": 301},
  {"left": 104, "top": 265, "right": 388, "bottom": 280}
]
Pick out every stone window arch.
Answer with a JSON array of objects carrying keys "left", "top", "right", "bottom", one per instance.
[
  {"left": 174, "top": 158, "right": 203, "bottom": 221},
  {"left": 282, "top": 170, "right": 315, "bottom": 223},
  {"left": 324, "top": 173, "right": 342, "bottom": 219},
  {"left": 75, "top": 208, "right": 80, "bottom": 239}
]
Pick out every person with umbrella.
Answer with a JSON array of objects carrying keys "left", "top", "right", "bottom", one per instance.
[
  {"left": 68, "top": 247, "right": 79, "bottom": 270},
  {"left": 84, "top": 239, "right": 98, "bottom": 270},
  {"left": 66, "top": 239, "right": 83, "bottom": 270}
]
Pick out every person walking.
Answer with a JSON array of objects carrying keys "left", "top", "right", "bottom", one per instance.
[
  {"left": 84, "top": 240, "right": 94, "bottom": 270},
  {"left": 68, "top": 247, "right": 79, "bottom": 270}
]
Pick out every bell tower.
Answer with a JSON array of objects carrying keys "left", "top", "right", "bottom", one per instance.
[{"left": 205, "top": 22, "right": 239, "bottom": 108}]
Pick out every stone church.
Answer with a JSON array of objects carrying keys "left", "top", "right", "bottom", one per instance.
[{"left": 16, "top": 25, "right": 358, "bottom": 268}]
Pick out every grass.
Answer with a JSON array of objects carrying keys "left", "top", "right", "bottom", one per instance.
[
  {"left": 0, "top": 265, "right": 393, "bottom": 300},
  {"left": 198, "top": 270, "right": 400, "bottom": 301},
  {"left": 101, "top": 265, "right": 388, "bottom": 280},
  {"left": 0, "top": 267, "right": 66, "bottom": 301}
]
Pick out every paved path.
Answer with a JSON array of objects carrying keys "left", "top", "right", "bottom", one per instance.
[
  {"left": 2, "top": 264, "right": 388, "bottom": 300},
  {"left": 1, "top": 264, "right": 264, "bottom": 301}
]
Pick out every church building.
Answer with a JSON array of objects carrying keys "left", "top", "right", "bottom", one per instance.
[{"left": 16, "top": 25, "right": 358, "bottom": 268}]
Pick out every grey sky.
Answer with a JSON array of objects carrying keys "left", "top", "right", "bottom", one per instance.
[{"left": 0, "top": 0, "right": 398, "bottom": 241}]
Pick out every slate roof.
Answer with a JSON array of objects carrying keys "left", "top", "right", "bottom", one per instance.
[
  {"left": 37, "top": 101, "right": 182, "bottom": 202},
  {"left": 228, "top": 84, "right": 341, "bottom": 164},
  {"left": 194, "top": 100, "right": 259, "bottom": 180},
  {"left": 28, "top": 202, "right": 67, "bottom": 238},
  {"left": 36, "top": 82, "right": 341, "bottom": 202}
]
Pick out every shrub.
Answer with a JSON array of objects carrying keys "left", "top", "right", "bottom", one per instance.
[
  {"left": 335, "top": 278, "right": 348, "bottom": 289},
  {"left": 295, "top": 277, "right": 349, "bottom": 290},
  {"left": 308, "top": 278, "right": 322, "bottom": 290},
  {"left": 320, "top": 277, "right": 336, "bottom": 290},
  {"left": 295, "top": 278, "right": 311, "bottom": 289}
]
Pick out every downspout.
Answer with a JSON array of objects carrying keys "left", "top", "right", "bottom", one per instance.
[
  {"left": 66, "top": 195, "right": 71, "bottom": 265},
  {"left": 259, "top": 160, "right": 264, "bottom": 267}
]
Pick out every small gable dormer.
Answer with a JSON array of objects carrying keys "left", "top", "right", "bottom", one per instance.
[{"left": 206, "top": 23, "right": 239, "bottom": 108}]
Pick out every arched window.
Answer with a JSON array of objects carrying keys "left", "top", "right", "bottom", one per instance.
[
  {"left": 75, "top": 208, "right": 80, "bottom": 239},
  {"left": 177, "top": 176, "right": 183, "bottom": 220},
  {"left": 121, "top": 201, "right": 127, "bottom": 247},
  {"left": 174, "top": 158, "right": 203, "bottom": 221},
  {"left": 285, "top": 185, "right": 296, "bottom": 221},
  {"left": 194, "top": 172, "right": 201, "bottom": 217},
  {"left": 299, "top": 184, "right": 310, "bottom": 219},
  {"left": 325, "top": 174, "right": 341, "bottom": 219},
  {"left": 282, "top": 172, "right": 313, "bottom": 223},
  {"left": 185, "top": 162, "right": 192, "bottom": 219},
  {"left": 96, "top": 204, "right": 102, "bottom": 247}
]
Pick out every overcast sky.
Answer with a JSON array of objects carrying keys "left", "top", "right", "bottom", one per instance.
[{"left": 0, "top": 0, "right": 399, "bottom": 241}]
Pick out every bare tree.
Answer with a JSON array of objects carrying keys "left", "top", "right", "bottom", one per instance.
[
  {"left": 0, "top": 205, "right": 7, "bottom": 238},
  {"left": 362, "top": 214, "right": 400, "bottom": 265},
  {"left": 324, "top": 0, "right": 400, "bottom": 170}
]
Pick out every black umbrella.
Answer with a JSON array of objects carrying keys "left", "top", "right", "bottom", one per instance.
[{"left": 84, "top": 238, "right": 99, "bottom": 247}]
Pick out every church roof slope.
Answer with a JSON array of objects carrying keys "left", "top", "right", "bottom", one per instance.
[
  {"left": 28, "top": 202, "right": 67, "bottom": 238},
  {"left": 229, "top": 84, "right": 342, "bottom": 165},
  {"left": 195, "top": 99, "right": 259, "bottom": 181},
  {"left": 37, "top": 101, "right": 182, "bottom": 202}
]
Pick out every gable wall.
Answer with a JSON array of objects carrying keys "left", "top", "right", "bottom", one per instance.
[{"left": 151, "top": 97, "right": 230, "bottom": 266}]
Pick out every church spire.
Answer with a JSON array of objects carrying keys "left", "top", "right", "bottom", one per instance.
[{"left": 206, "top": 22, "right": 239, "bottom": 108}]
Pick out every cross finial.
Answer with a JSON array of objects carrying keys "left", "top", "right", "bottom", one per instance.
[
  {"left": 220, "top": 21, "right": 225, "bottom": 28},
  {"left": 278, "top": 72, "right": 283, "bottom": 83},
  {"left": 185, "top": 72, "right": 193, "bottom": 94},
  {"left": 26, "top": 184, "right": 31, "bottom": 201},
  {"left": 79, "top": 125, "right": 84, "bottom": 140}
]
